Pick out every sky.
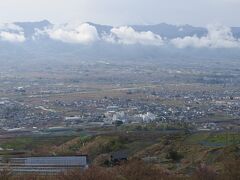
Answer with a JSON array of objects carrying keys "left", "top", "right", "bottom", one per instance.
[{"left": 0, "top": 0, "right": 240, "bottom": 26}]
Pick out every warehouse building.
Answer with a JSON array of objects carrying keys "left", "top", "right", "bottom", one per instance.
[{"left": 0, "top": 155, "right": 88, "bottom": 174}]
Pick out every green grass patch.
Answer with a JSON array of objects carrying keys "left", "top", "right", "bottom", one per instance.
[
  {"left": 185, "top": 132, "right": 210, "bottom": 144},
  {"left": 0, "top": 136, "right": 74, "bottom": 151},
  {"left": 185, "top": 132, "right": 240, "bottom": 146},
  {"left": 206, "top": 133, "right": 240, "bottom": 145}
]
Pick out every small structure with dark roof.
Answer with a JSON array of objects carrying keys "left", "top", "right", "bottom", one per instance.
[{"left": 110, "top": 151, "right": 128, "bottom": 165}]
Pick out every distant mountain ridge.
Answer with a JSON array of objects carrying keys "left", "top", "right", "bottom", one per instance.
[
  {"left": 0, "top": 20, "right": 240, "bottom": 64},
  {"left": 14, "top": 20, "right": 52, "bottom": 38},
  {"left": 10, "top": 20, "right": 240, "bottom": 39}
]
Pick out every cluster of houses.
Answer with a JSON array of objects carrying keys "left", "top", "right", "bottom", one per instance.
[
  {"left": 0, "top": 86, "right": 239, "bottom": 132},
  {"left": 0, "top": 99, "right": 61, "bottom": 130},
  {"left": 61, "top": 90, "right": 240, "bottom": 131}
]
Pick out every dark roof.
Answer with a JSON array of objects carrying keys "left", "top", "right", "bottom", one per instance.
[{"left": 111, "top": 151, "right": 128, "bottom": 160}]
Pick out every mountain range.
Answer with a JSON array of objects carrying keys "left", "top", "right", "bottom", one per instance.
[
  {"left": 1, "top": 20, "right": 240, "bottom": 64},
  {"left": 11, "top": 20, "right": 240, "bottom": 39}
]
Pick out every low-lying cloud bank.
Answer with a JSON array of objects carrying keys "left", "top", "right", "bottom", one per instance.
[
  {"left": 103, "top": 26, "right": 164, "bottom": 46},
  {"left": 33, "top": 23, "right": 240, "bottom": 48},
  {"left": 1, "top": 21, "right": 240, "bottom": 48},
  {"left": 0, "top": 23, "right": 26, "bottom": 43},
  {"left": 36, "top": 23, "right": 164, "bottom": 46},
  {"left": 171, "top": 24, "right": 240, "bottom": 48},
  {"left": 0, "top": 31, "right": 25, "bottom": 43},
  {"left": 43, "top": 23, "right": 99, "bottom": 44}
]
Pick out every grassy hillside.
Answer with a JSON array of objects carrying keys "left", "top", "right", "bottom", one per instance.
[{"left": 0, "top": 131, "right": 239, "bottom": 179}]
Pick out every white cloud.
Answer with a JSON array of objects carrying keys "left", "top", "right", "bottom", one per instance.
[
  {"left": 103, "top": 26, "right": 164, "bottom": 46},
  {"left": 42, "top": 23, "right": 99, "bottom": 44},
  {"left": 171, "top": 24, "right": 240, "bottom": 48},
  {"left": 0, "top": 23, "right": 23, "bottom": 32},
  {"left": 0, "top": 23, "right": 25, "bottom": 43},
  {"left": 0, "top": 31, "right": 25, "bottom": 42}
]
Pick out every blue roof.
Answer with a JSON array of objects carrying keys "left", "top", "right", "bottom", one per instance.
[{"left": 13, "top": 156, "right": 88, "bottom": 166}]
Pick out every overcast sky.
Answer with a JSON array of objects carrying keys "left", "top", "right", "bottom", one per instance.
[{"left": 0, "top": 0, "right": 240, "bottom": 26}]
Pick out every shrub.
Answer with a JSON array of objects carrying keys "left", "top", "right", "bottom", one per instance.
[
  {"left": 166, "top": 149, "right": 183, "bottom": 162},
  {"left": 193, "top": 163, "right": 217, "bottom": 180},
  {"left": 222, "top": 159, "right": 240, "bottom": 180},
  {"left": 0, "top": 168, "right": 13, "bottom": 180}
]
